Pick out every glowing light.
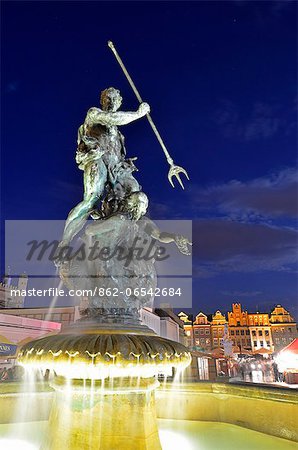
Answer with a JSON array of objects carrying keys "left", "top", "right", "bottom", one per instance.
[
  {"left": 159, "top": 430, "right": 195, "bottom": 450},
  {"left": 65, "top": 351, "right": 79, "bottom": 358},
  {"left": 0, "top": 439, "right": 37, "bottom": 450},
  {"left": 49, "top": 350, "right": 62, "bottom": 357},
  {"left": 276, "top": 351, "right": 298, "bottom": 372}
]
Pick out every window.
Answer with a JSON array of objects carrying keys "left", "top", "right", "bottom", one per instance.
[
  {"left": 260, "top": 341, "right": 264, "bottom": 347},
  {"left": 246, "top": 330, "right": 250, "bottom": 335},
  {"left": 236, "top": 330, "right": 240, "bottom": 335},
  {"left": 213, "top": 338, "right": 218, "bottom": 344},
  {"left": 230, "top": 330, "right": 235, "bottom": 335},
  {"left": 199, "top": 329, "right": 204, "bottom": 335},
  {"left": 219, "top": 338, "right": 224, "bottom": 345},
  {"left": 197, "top": 357, "right": 209, "bottom": 380},
  {"left": 195, "top": 339, "right": 200, "bottom": 345},
  {"left": 258, "top": 330, "right": 262, "bottom": 336},
  {"left": 288, "top": 328, "right": 292, "bottom": 333},
  {"left": 266, "top": 341, "right": 270, "bottom": 347},
  {"left": 253, "top": 341, "right": 257, "bottom": 346},
  {"left": 194, "top": 329, "right": 199, "bottom": 335},
  {"left": 213, "top": 329, "right": 218, "bottom": 336},
  {"left": 265, "top": 330, "right": 269, "bottom": 336},
  {"left": 206, "top": 338, "right": 210, "bottom": 344},
  {"left": 205, "top": 329, "right": 210, "bottom": 335},
  {"left": 252, "top": 331, "right": 256, "bottom": 336},
  {"left": 241, "top": 330, "right": 244, "bottom": 335}
]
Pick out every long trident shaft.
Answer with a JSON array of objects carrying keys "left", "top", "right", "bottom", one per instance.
[{"left": 108, "top": 40, "right": 189, "bottom": 189}]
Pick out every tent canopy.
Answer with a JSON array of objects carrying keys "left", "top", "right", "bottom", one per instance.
[{"left": 279, "top": 338, "right": 298, "bottom": 355}]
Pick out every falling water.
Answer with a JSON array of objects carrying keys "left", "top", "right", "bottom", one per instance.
[{"left": 44, "top": 279, "right": 64, "bottom": 322}]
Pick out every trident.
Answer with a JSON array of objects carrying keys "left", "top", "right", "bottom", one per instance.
[{"left": 108, "top": 41, "right": 189, "bottom": 189}]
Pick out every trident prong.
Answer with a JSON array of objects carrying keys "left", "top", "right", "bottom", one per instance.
[
  {"left": 168, "top": 164, "right": 190, "bottom": 190},
  {"left": 108, "top": 41, "right": 189, "bottom": 189}
]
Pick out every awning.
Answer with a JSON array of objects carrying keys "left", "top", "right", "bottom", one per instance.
[
  {"left": 279, "top": 338, "right": 298, "bottom": 355},
  {"left": 0, "top": 342, "right": 18, "bottom": 356}
]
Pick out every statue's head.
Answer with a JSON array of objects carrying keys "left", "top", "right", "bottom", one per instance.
[
  {"left": 100, "top": 87, "right": 122, "bottom": 112},
  {"left": 123, "top": 192, "right": 148, "bottom": 220}
]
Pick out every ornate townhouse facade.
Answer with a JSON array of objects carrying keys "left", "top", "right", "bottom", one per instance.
[{"left": 179, "top": 303, "right": 297, "bottom": 353}]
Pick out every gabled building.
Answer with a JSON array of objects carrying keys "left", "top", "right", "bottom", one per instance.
[
  {"left": 270, "top": 305, "right": 297, "bottom": 351},
  {"left": 210, "top": 310, "right": 227, "bottom": 350},
  {"left": 192, "top": 312, "right": 211, "bottom": 351},
  {"left": 228, "top": 303, "right": 251, "bottom": 351}
]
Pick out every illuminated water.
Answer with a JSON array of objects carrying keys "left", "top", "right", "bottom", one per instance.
[{"left": 0, "top": 419, "right": 297, "bottom": 450}]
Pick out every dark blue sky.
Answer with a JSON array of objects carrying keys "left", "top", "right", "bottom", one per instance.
[{"left": 1, "top": 1, "right": 297, "bottom": 317}]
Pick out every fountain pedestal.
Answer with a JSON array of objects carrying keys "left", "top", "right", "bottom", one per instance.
[
  {"left": 19, "top": 325, "right": 191, "bottom": 450},
  {"left": 43, "top": 377, "right": 161, "bottom": 450}
]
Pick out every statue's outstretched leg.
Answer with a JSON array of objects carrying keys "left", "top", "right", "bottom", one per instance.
[{"left": 61, "top": 160, "right": 107, "bottom": 245}]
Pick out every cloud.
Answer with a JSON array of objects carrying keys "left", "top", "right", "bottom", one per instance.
[
  {"left": 214, "top": 100, "right": 294, "bottom": 141},
  {"left": 193, "top": 218, "right": 297, "bottom": 275},
  {"left": 191, "top": 167, "right": 298, "bottom": 220}
]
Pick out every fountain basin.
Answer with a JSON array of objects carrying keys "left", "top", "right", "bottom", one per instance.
[{"left": 0, "top": 381, "right": 296, "bottom": 446}]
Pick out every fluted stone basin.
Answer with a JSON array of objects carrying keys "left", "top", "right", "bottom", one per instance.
[{"left": 17, "top": 324, "right": 191, "bottom": 450}]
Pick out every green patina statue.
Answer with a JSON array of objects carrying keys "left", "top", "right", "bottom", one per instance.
[{"left": 60, "top": 87, "right": 150, "bottom": 248}]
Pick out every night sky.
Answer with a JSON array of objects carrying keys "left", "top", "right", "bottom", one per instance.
[{"left": 1, "top": 1, "right": 297, "bottom": 318}]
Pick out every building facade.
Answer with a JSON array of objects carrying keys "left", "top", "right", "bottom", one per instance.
[
  {"left": 248, "top": 312, "right": 274, "bottom": 352},
  {"left": 192, "top": 312, "right": 211, "bottom": 352},
  {"left": 228, "top": 303, "right": 251, "bottom": 351},
  {"left": 178, "top": 303, "right": 297, "bottom": 353},
  {"left": 0, "top": 274, "right": 28, "bottom": 308},
  {"left": 178, "top": 312, "right": 194, "bottom": 347},
  {"left": 270, "top": 305, "right": 297, "bottom": 351},
  {"left": 210, "top": 310, "right": 227, "bottom": 350}
]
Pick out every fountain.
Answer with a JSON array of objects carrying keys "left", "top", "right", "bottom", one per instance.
[
  {"left": 3, "top": 44, "right": 297, "bottom": 450},
  {"left": 18, "top": 67, "right": 192, "bottom": 449}
]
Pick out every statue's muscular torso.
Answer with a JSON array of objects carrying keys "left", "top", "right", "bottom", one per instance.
[{"left": 76, "top": 107, "right": 126, "bottom": 169}]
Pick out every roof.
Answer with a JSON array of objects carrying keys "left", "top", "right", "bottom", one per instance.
[{"left": 279, "top": 338, "right": 298, "bottom": 354}]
